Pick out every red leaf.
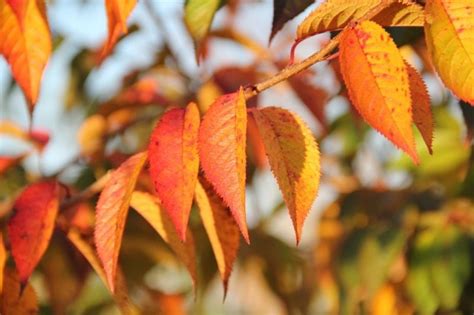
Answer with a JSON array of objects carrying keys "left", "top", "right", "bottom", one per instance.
[
  {"left": 95, "top": 151, "right": 147, "bottom": 292},
  {"left": 7, "top": 181, "right": 59, "bottom": 283},
  {"left": 198, "top": 88, "right": 249, "bottom": 243},
  {"left": 148, "top": 102, "right": 200, "bottom": 241}
]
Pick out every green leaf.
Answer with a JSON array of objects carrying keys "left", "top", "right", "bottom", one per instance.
[{"left": 184, "top": 0, "right": 223, "bottom": 59}]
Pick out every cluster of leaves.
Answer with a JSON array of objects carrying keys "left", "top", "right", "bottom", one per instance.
[{"left": 0, "top": 0, "right": 473, "bottom": 313}]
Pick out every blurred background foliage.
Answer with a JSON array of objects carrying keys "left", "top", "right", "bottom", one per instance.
[{"left": 0, "top": 0, "right": 473, "bottom": 314}]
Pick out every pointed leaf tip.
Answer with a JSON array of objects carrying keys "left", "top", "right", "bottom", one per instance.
[
  {"left": 95, "top": 151, "right": 147, "bottom": 292},
  {"left": 8, "top": 181, "right": 59, "bottom": 284},
  {"left": 252, "top": 107, "right": 320, "bottom": 243},
  {"left": 198, "top": 88, "right": 249, "bottom": 243},
  {"left": 339, "top": 21, "right": 418, "bottom": 163},
  {"left": 148, "top": 102, "right": 200, "bottom": 242}
]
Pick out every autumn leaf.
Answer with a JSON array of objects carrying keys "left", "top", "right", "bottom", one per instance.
[
  {"left": 95, "top": 151, "right": 147, "bottom": 292},
  {"left": 339, "top": 21, "right": 418, "bottom": 163},
  {"left": 67, "top": 228, "right": 139, "bottom": 315},
  {"left": 148, "top": 103, "right": 200, "bottom": 241},
  {"left": 270, "top": 0, "right": 313, "bottom": 42},
  {"left": 184, "top": 0, "right": 221, "bottom": 59},
  {"left": 251, "top": 107, "right": 320, "bottom": 243},
  {"left": 0, "top": 0, "right": 52, "bottom": 111},
  {"left": 129, "top": 191, "right": 197, "bottom": 286},
  {"left": 99, "top": 0, "right": 137, "bottom": 63},
  {"left": 296, "top": 0, "right": 424, "bottom": 43},
  {"left": 0, "top": 156, "right": 24, "bottom": 175},
  {"left": 7, "top": 180, "right": 59, "bottom": 283},
  {"left": 77, "top": 114, "right": 107, "bottom": 159},
  {"left": 247, "top": 115, "right": 268, "bottom": 169},
  {"left": 424, "top": 0, "right": 474, "bottom": 105},
  {"left": 1, "top": 268, "right": 38, "bottom": 315},
  {"left": 198, "top": 88, "right": 249, "bottom": 242},
  {"left": 406, "top": 62, "right": 433, "bottom": 153},
  {"left": 194, "top": 180, "right": 240, "bottom": 294}
]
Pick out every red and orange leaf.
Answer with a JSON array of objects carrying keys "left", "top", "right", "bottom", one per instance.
[
  {"left": 95, "top": 151, "right": 147, "bottom": 292},
  {"left": 424, "top": 0, "right": 474, "bottom": 105},
  {"left": 129, "top": 191, "right": 197, "bottom": 286},
  {"left": 7, "top": 180, "right": 59, "bottom": 283},
  {"left": 1, "top": 268, "right": 38, "bottom": 315},
  {"left": 247, "top": 114, "right": 268, "bottom": 169},
  {"left": 0, "top": 0, "right": 52, "bottom": 110},
  {"left": 339, "top": 21, "right": 418, "bottom": 163},
  {"left": 198, "top": 88, "right": 249, "bottom": 243},
  {"left": 296, "top": 0, "right": 424, "bottom": 43},
  {"left": 0, "top": 233, "right": 6, "bottom": 295},
  {"left": 99, "top": 0, "right": 137, "bottom": 63},
  {"left": 406, "top": 62, "right": 433, "bottom": 153},
  {"left": 194, "top": 180, "right": 240, "bottom": 295},
  {"left": 251, "top": 107, "right": 320, "bottom": 243},
  {"left": 67, "top": 228, "right": 139, "bottom": 315},
  {"left": 148, "top": 103, "right": 200, "bottom": 241}
]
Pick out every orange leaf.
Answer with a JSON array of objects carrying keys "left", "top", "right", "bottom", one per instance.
[
  {"left": 99, "top": 0, "right": 137, "bottom": 63},
  {"left": 251, "top": 107, "right": 320, "bottom": 243},
  {"left": 1, "top": 268, "right": 38, "bottom": 315},
  {"left": 95, "top": 151, "right": 147, "bottom": 292},
  {"left": 296, "top": 0, "right": 424, "bottom": 43},
  {"left": 77, "top": 114, "right": 107, "bottom": 159},
  {"left": 406, "top": 62, "right": 433, "bottom": 153},
  {"left": 339, "top": 21, "right": 418, "bottom": 163},
  {"left": 424, "top": 0, "right": 474, "bottom": 105},
  {"left": 67, "top": 228, "right": 139, "bottom": 315},
  {"left": 247, "top": 114, "right": 268, "bottom": 169},
  {"left": 7, "top": 180, "right": 59, "bottom": 283},
  {"left": 129, "top": 191, "right": 197, "bottom": 287},
  {"left": 0, "top": 0, "right": 52, "bottom": 110},
  {"left": 194, "top": 180, "right": 240, "bottom": 294},
  {"left": 0, "top": 155, "right": 23, "bottom": 175},
  {"left": 198, "top": 88, "right": 249, "bottom": 243},
  {"left": 148, "top": 103, "right": 200, "bottom": 241},
  {"left": 0, "top": 233, "right": 6, "bottom": 295}
]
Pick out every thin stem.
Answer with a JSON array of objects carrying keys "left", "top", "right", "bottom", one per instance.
[
  {"left": 244, "top": 0, "right": 394, "bottom": 100},
  {"left": 60, "top": 171, "right": 111, "bottom": 210}
]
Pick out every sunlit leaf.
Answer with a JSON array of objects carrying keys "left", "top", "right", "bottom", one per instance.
[
  {"left": 339, "top": 21, "right": 418, "bottom": 162},
  {"left": 95, "top": 151, "right": 147, "bottom": 292},
  {"left": 198, "top": 88, "right": 249, "bottom": 242},
  {"left": 7, "top": 180, "right": 59, "bottom": 283},
  {"left": 148, "top": 103, "right": 200, "bottom": 241},
  {"left": 1, "top": 268, "right": 38, "bottom": 315},
  {"left": 252, "top": 107, "right": 320, "bottom": 243},
  {"left": 99, "top": 0, "right": 137, "bottom": 63},
  {"left": 424, "top": 0, "right": 474, "bottom": 105},
  {"left": 129, "top": 191, "right": 198, "bottom": 287},
  {"left": 406, "top": 62, "right": 433, "bottom": 153},
  {"left": 67, "top": 228, "right": 139, "bottom": 315},
  {"left": 0, "top": 0, "right": 52, "bottom": 110},
  {"left": 194, "top": 180, "right": 240, "bottom": 294},
  {"left": 77, "top": 114, "right": 107, "bottom": 159},
  {"left": 270, "top": 0, "right": 313, "bottom": 42},
  {"left": 296, "top": 0, "right": 424, "bottom": 43}
]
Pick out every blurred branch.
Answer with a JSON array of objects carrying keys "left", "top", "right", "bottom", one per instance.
[{"left": 60, "top": 171, "right": 111, "bottom": 210}]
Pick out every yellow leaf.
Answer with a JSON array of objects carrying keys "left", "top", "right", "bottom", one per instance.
[
  {"left": 0, "top": 0, "right": 52, "bottom": 110},
  {"left": 424, "top": 0, "right": 474, "bottom": 105},
  {"left": 67, "top": 228, "right": 139, "bottom": 315},
  {"left": 194, "top": 180, "right": 240, "bottom": 295},
  {"left": 251, "top": 107, "right": 320, "bottom": 243},
  {"left": 99, "top": 0, "right": 137, "bottom": 63},
  {"left": 339, "top": 21, "right": 418, "bottom": 163},
  {"left": 129, "top": 191, "right": 198, "bottom": 287},
  {"left": 296, "top": 0, "right": 424, "bottom": 43},
  {"left": 370, "top": 284, "right": 398, "bottom": 315},
  {"left": 1, "top": 268, "right": 38, "bottom": 315},
  {"left": 406, "top": 62, "right": 434, "bottom": 153},
  {"left": 77, "top": 114, "right": 107, "bottom": 159},
  {"left": 95, "top": 151, "right": 147, "bottom": 292}
]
